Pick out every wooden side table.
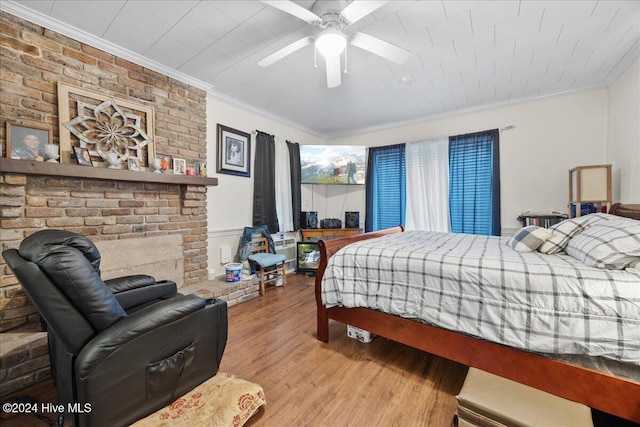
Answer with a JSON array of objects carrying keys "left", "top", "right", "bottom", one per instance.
[{"left": 300, "top": 228, "right": 363, "bottom": 241}]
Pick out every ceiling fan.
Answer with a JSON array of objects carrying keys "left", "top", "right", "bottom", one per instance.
[{"left": 258, "top": 1, "right": 411, "bottom": 88}]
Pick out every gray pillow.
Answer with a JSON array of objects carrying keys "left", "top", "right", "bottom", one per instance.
[{"left": 507, "top": 226, "right": 552, "bottom": 253}]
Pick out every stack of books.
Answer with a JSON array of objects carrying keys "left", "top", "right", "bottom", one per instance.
[{"left": 517, "top": 212, "right": 569, "bottom": 228}]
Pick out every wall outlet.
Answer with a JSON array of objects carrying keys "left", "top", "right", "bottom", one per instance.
[{"left": 220, "top": 245, "right": 231, "bottom": 264}]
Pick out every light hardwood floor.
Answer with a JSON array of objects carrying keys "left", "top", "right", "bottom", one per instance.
[{"left": 1, "top": 274, "right": 468, "bottom": 426}]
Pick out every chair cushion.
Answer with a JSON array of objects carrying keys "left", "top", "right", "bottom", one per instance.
[{"left": 248, "top": 252, "right": 286, "bottom": 268}]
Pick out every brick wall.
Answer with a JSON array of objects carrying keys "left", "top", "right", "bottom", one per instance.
[{"left": 0, "top": 10, "right": 211, "bottom": 332}]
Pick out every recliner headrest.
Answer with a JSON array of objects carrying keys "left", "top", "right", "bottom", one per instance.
[
  {"left": 20, "top": 229, "right": 102, "bottom": 274},
  {"left": 19, "top": 229, "right": 125, "bottom": 331}
]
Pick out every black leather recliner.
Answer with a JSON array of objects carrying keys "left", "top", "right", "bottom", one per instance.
[{"left": 2, "top": 230, "right": 228, "bottom": 427}]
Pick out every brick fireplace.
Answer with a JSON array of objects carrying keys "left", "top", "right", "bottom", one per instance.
[
  {"left": 0, "top": 11, "right": 258, "bottom": 396},
  {"left": 0, "top": 9, "right": 211, "bottom": 333}
]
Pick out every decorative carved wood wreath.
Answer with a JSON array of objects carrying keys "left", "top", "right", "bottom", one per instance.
[{"left": 58, "top": 83, "right": 155, "bottom": 168}]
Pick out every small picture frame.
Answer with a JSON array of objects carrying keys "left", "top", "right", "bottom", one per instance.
[
  {"left": 198, "top": 161, "right": 207, "bottom": 177},
  {"left": 217, "top": 124, "right": 251, "bottom": 177},
  {"left": 6, "top": 122, "right": 52, "bottom": 161},
  {"left": 157, "top": 155, "right": 171, "bottom": 173},
  {"left": 73, "top": 146, "right": 93, "bottom": 166},
  {"left": 173, "top": 158, "right": 186, "bottom": 175},
  {"left": 128, "top": 157, "right": 140, "bottom": 171}
]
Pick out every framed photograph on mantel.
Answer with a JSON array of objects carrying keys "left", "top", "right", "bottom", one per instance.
[
  {"left": 73, "top": 146, "right": 93, "bottom": 166},
  {"left": 173, "top": 158, "right": 186, "bottom": 175},
  {"left": 217, "top": 124, "right": 251, "bottom": 177},
  {"left": 6, "top": 122, "right": 52, "bottom": 161}
]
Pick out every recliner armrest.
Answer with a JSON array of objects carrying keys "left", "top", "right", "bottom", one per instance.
[
  {"left": 106, "top": 276, "right": 177, "bottom": 310},
  {"left": 104, "top": 275, "right": 156, "bottom": 293}
]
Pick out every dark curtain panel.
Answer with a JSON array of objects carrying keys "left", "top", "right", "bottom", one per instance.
[
  {"left": 287, "top": 141, "right": 302, "bottom": 230},
  {"left": 252, "top": 131, "right": 279, "bottom": 232},
  {"left": 365, "top": 150, "right": 375, "bottom": 232},
  {"left": 365, "top": 144, "right": 406, "bottom": 232},
  {"left": 491, "top": 129, "right": 501, "bottom": 235},
  {"left": 449, "top": 129, "right": 501, "bottom": 236}
]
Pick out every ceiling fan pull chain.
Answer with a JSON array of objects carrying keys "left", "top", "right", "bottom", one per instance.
[
  {"left": 314, "top": 47, "right": 317, "bottom": 70},
  {"left": 344, "top": 44, "right": 348, "bottom": 74}
]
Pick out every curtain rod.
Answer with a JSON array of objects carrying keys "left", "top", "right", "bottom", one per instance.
[
  {"left": 252, "top": 130, "right": 289, "bottom": 144},
  {"left": 252, "top": 126, "right": 516, "bottom": 146},
  {"left": 400, "top": 126, "right": 515, "bottom": 146}
]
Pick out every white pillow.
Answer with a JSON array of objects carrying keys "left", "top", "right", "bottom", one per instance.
[
  {"left": 507, "top": 226, "right": 553, "bottom": 253},
  {"left": 568, "top": 213, "right": 622, "bottom": 227},
  {"left": 565, "top": 217, "right": 640, "bottom": 269},
  {"left": 538, "top": 219, "right": 585, "bottom": 254}
]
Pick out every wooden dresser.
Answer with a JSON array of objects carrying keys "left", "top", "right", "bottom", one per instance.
[{"left": 300, "top": 228, "right": 363, "bottom": 241}]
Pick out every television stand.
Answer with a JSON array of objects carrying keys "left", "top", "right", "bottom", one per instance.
[{"left": 300, "top": 228, "right": 362, "bottom": 241}]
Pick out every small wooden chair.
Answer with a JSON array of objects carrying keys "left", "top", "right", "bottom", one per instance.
[{"left": 247, "top": 237, "right": 286, "bottom": 296}]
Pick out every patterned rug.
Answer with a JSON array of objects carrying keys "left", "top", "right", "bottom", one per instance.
[{"left": 131, "top": 373, "right": 265, "bottom": 427}]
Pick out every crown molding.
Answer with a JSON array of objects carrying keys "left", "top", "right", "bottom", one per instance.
[
  {"left": 1, "top": 1, "right": 214, "bottom": 92},
  {"left": 604, "top": 38, "right": 640, "bottom": 87}
]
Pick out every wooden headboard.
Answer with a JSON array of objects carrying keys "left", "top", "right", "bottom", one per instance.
[{"left": 610, "top": 203, "right": 640, "bottom": 220}]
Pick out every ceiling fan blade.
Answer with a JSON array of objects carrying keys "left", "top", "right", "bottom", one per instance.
[
  {"left": 258, "top": 36, "right": 313, "bottom": 67},
  {"left": 340, "top": 1, "right": 388, "bottom": 25},
  {"left": 325, "top": 55, "right": 341, "bottom": 88},
  {"left": 350, "top": 31, "right": 411, "bottom": 65},
  {"left": 261, "top": 1, "right": 321, "bottom": 24}
]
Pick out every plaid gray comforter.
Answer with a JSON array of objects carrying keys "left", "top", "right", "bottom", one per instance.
[{"left": 321, "top": 231, "right": 640, "bottom": 365}]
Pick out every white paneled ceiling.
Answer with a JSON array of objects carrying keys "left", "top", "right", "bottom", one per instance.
[{"left": 4, "top": 0, "right": 639, "bottom": 138}]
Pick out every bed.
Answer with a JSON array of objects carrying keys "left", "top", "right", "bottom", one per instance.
[{"left": 314, "top": 203, "right": 640, "bottom": 422}]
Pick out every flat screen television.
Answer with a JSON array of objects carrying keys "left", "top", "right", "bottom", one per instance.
[
  {"left": 300, "top": 145, "right": 366, "bottom": 184},
  {"left": 296, "top": 242, "right": 320, "bottom": 273}
]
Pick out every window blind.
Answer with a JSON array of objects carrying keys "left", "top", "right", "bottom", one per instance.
[
  {"left": 449, "top": 129, "right": 500, "bottom": 236},
  {"left": 365, "top": 144, "right": 406, "bottom": 232}
]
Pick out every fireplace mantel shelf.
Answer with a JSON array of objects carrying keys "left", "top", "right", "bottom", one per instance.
[{"left": 0, "top": 158, "right": 218, "bottom": 186}]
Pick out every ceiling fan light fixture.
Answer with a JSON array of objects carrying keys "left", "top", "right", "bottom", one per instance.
[{"left": 315, "top": 29, "right": 347, "bottom": 57}]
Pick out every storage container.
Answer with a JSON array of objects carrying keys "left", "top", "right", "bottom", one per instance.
[{"left": 347, "top": 325, "right": 375, "bottom": 343}]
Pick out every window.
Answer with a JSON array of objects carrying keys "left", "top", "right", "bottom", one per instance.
[
  {"left": 449, "top": 129, "right": 500, "bottom": 236},
  {"left": 365, "top": 144, "right": 406, "bottom": 232}
]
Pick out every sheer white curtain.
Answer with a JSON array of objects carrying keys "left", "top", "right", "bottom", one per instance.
[
  {"left": 274, "top": 139, "right": 294, "bottom": 232},
  {"left": 405, "top": 138, "right": 450, "bottom": 232}
]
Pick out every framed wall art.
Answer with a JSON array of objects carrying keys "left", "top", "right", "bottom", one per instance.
[
  {"left": 58, "top": 82, "right": 155, "bottom": 167},
  {"left": 217, "top": 124, "right": 251, "bottom": 177},
  {"left": 6, "top": 122, "right": 52, "bottom": 161}
]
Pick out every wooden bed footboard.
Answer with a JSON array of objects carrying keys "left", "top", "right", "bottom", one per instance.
[
  {"left": 314, "top": 215, "right": 640, "bottom": 422},
  {"left": 314, "top": 225, "right": 404, "bottom": 342}
]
